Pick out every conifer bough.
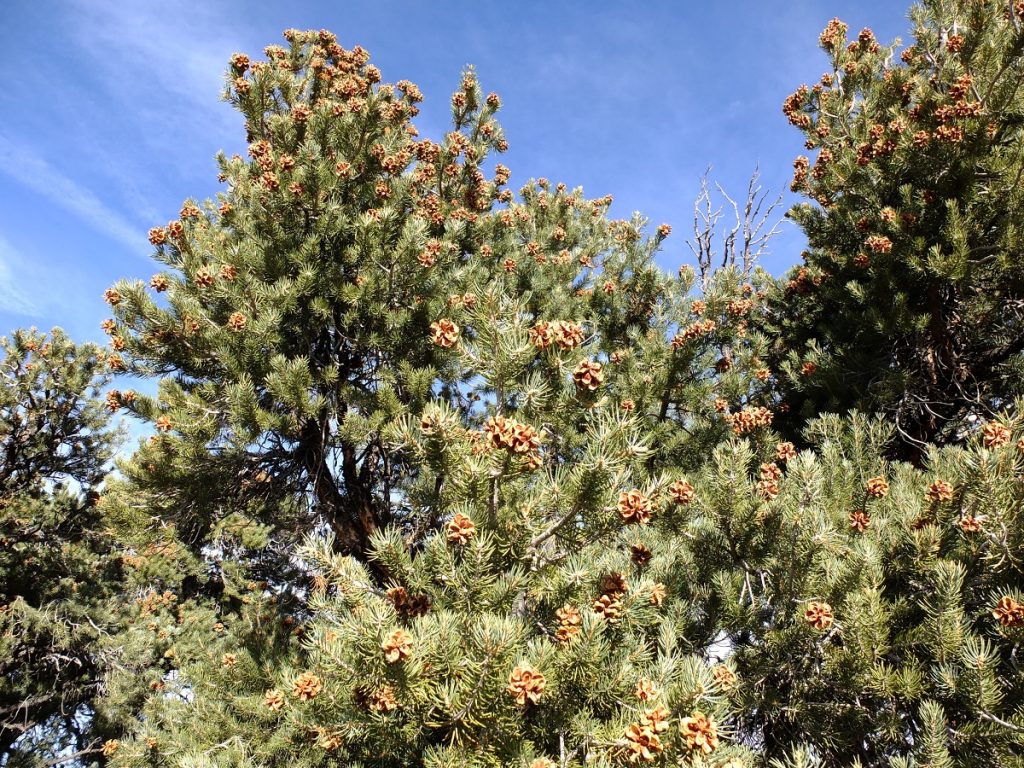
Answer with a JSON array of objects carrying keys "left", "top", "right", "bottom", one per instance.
[
  {"left": 763, "top": 0, "right": 1024, "bottom": 456},
  {"left": 101, "top": 27, "right": 764, "bottom": 580}
]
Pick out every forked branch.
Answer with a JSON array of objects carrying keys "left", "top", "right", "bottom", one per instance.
[{"left": 687, "top": 167, "right": 784, "bottom": 289}]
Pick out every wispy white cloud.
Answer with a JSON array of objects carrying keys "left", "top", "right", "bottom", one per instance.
[
  {"left": 0, "top": 134, "right": 144, "bottom": 253},
  {"left": 17, "top": 1, "right": 250, "bottom": 235},
  {"left": 64, "top": 0, "right": 244, "bottom": 156},
  {"left": 0, "top": 237, "right": 42, "bottom": 317}
]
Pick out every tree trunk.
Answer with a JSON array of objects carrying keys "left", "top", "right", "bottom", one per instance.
[{"left": 298, "top": 417, "right": 388, "bottom": 580}]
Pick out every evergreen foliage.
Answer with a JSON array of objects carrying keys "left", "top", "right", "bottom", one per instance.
[
  {"left": 99, "top": 29, "right": 769, "bottom": 588},
  {"left": 93, "top": 27, "right": 773, "bottom": 768},
  {"left": 763, "top": 0, "right": 1024, "bottom": 455},
  {"left": 699, "top": 412, "right": 1024, "bottom": 765},
  {"left": 5, "top": 4, "right": 1024, "bottom": 767},
  {"left": 0, "top": 329, "right": 121, "bottom": 764}
]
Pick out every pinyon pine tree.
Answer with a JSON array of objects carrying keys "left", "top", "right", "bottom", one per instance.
[
  {"left": 0, "top": 329, "right": 123, "bottom": 764},
  {"left": 21, "top": 5, "right": 1024, "bottom": 768},
  {"left": 105, "top": 350, "right": 1024, "bottom": 766},
  {"left": 764, "top": 0, "right": 1024, "bottom": 455},
  {"left": 687, "top": 410, "right": 1024, "bottom": 765},
  {"left": 92, "top": 27, "right": 780, "bottom": 768},
  {"left": 99, "top": 28, "right": 772, "bottom": 586}
]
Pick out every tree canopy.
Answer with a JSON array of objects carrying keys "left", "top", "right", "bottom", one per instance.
[{"left": 4, "top": 4, "right": 1024, "bottom": 767}]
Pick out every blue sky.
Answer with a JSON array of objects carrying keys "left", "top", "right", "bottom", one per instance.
[{"left": 0, "top": 0, "right": 912, "bottom": 347}]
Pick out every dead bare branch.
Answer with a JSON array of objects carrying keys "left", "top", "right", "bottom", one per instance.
[{"left": 686, "top": 167, "right": 785, "bottom": 290}]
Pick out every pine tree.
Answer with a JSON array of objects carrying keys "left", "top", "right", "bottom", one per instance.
[
  {"left": 688, "top": 410, "right": 1024, "bottom": 765},
  {"left": 103, "top": 265, "right": 763, "bottom": 765},
  {"left": 0, "top": 329, "right": 122, "bottom": 764},
  {"left": 56, "top": 8, "right": 1024, "bottom": 766},
  {"left": 102, "top": 397, "right": 751, "bottom": 766},
  {"left": 762, "top": 1, "right": 1024, "bottom": 456},
  {"left": 101, "top": 29, "right": 771, "bottom": 588},
  {"left": 105, "top": 355, "right": 1024, "bottom": 765},
  {"left": 93, "top": 29, "right": 781, "bottom": 768}
]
